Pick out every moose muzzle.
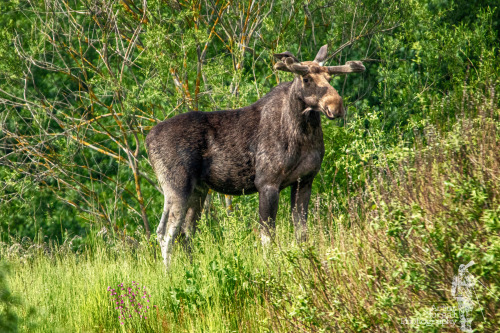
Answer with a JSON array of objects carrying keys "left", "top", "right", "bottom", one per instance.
[{"left": 321, "top": 93, "right": 345, "bottom": 119}]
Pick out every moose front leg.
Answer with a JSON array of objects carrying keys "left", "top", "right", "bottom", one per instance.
[
  {"left": 258, "top": 185, "right": 280, "bottom": 245},
  {"left": 291, "top": 179, "right": 313, "bottom": 242}
]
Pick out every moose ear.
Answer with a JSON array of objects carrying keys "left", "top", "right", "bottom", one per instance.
[
  {"left": 313, "top": 44, "right": 328, "bottom": 66},
  {"left": 273, "top": 51, "right": 299, "bottom": 63}
]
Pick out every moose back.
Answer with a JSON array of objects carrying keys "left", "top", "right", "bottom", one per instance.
[{"left": 146, "top": 45, "right": 365, "bottom": 266}]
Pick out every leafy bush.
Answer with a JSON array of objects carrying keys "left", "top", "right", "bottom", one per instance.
[{"left": 259, "top": 83, "right": 499, "bottom": 332}]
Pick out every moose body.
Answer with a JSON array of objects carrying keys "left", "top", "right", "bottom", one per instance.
[{"left": 146, "top": 45, "right": 365, "bottom": 266}]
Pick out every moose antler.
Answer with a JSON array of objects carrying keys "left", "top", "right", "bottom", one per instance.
[
  {"left": 274, "top": 51, "right": 310, "bottom": 75},
  {"left": 274, "top": 45, "right": 365, "bottom": 76},
  {"left": 273, "top": 53, "right": 310, "bottom": 75},
  {"left": 273, "top": 51, "right": 300, "bottom": 62},
  {"left": 313, "top": 44, "right": 328, "bottom": 65},
  {"left": 325, "top": 61, "right": 366, "bottom": 74}
]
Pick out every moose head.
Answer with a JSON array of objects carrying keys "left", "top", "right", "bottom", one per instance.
[
  {"left": 147, "top": 43, "right": 366, "bottom": 267},
  {"left": 273, "top": 45, "right": 365, "bottom": 119}
]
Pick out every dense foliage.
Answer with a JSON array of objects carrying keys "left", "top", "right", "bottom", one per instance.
[{"left": 0, "top": 0, "right": 498, "bottom": 332}]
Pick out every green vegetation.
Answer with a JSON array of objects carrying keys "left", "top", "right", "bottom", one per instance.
[{"left": 1, "top": 0, "right": 499, "bottom": 331}]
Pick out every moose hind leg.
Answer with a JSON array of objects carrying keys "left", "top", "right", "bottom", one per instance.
[
  {"left": 156, "top": 193, "right": 172, "bottom": 238},
  {"left": 182, "top": 185, "right": 208, "bottom": 249},
  {"left": 157, "top": 191, "right": 188, "bottom": 267}
]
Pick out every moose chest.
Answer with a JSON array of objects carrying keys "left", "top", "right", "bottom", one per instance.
[
  {"left": 255, "top": 123, "right": 324, "bottom": 189},
  {"left": 283, "top": 132, "right": 325, "bottom": 187}
]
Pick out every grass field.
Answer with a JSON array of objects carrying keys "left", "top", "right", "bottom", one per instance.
[
  {"left": 2, "top": 108, "right": 499, "bottom": 332},
  {"left": 1, "top": 1, "right": 500, "bottom": 331}
]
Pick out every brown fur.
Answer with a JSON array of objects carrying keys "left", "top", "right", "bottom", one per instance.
[{"left": 146, "top": 46, "right": 365, "bottom": 265}]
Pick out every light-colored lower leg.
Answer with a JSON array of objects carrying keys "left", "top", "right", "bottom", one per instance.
[
  {"left": 158, "top": 204, "right": 185, "bottom": 267},
  {"left": 183, "top": 207, "right": 197, "bottom": 241},
  {"left": 159, "top": 224, "right": 181, "bottom": 266},
  {"left": 292, "top": 208, "right": 308, "bottom": 242},
  {"left": 158, "top": 237, "right": 171, "bottom": 266},
  {"left": 156, "top": 196, "right": 170, "bottom": 263},
  {"left": 156, "top": 211, "right": 168, "bottom": 237},
  {"left": 259, "top": 221, "right": 274, "bottom": 246},
  {"left": 260, "top": 229, "right": 271, "bottom": 246},
  {"left": 156, "top": 194, "right": 171, "bottom": 236},
  {"left": 182, "top": 187, "right": 207, "bottom": 245}
]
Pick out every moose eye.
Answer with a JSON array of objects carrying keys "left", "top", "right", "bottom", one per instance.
[{"left": 303, "top": 78, "right": 309, "bottom": 83}]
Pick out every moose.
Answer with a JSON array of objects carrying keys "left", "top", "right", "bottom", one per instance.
[{"left": 146, "top": 45, "right": 365, "bottom": 266}]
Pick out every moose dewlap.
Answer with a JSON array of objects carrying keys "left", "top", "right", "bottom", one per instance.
[{"left": 146, "top": 45, "right": 365, "bottom": 266}]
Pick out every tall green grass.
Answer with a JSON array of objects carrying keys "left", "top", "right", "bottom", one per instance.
[
  {"left": 2, "top": 206, "right": 274, "bottom": 332},
  {"left": 1, "top": 88, "right": 499, "bottom": 332}
]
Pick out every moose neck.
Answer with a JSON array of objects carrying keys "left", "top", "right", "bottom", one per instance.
[{"left": 280, "top": 78, "right": 322, "bottom": 141}]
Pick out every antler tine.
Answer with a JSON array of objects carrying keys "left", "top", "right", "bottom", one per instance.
[
  {"left": 274, "top": 60, "right": 309, "bottom": 75},
  {"left": 289, "top": 63, "right": 309, "bottom": 75},
  {"left": 326, "top": 61, "right": 365, "bottom": 74},
  {"left": 274, "top": 61, "right": 292, "bottom": 72},
  {"left": 274, "top": 55, "right": 310, "bottom": 75},
  {"left": 313, "top": 44, "right": 328, "bottom": 65},
  {"left": 273, "top": 51, "right": 299, "bottom": 62}
]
